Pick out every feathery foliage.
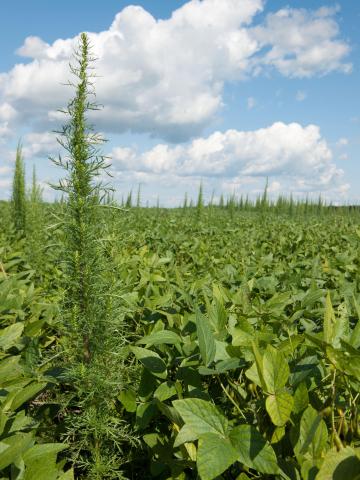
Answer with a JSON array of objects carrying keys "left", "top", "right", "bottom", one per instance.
[
  {"left": 51, "top": 32, "right": 137, "bottom": 478},
  {"left": 11, "top": 143, "right": 26, "bottom": 233}
]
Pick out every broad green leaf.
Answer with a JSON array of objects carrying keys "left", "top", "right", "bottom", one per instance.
[
  {"left": 138, "top": 368, "right": 158, "bottom": 401},
  {"left": 198, "top": 366, "right": 218, "bottom": 376},
  {"left": 277, "top": 335, "right": 304, "bottom": 356},
  {"left": 214, "top": 340, "right": 231, "bottom": 362},
  {"left": 263, "top": 346, "right": 289, "bottom": 394},
  {"left": 293, "top": 382, "right": 309, "bottom": 414},
  {"left": 155, "top": 400, "right": 183, "bottom": 426},
  {"left": 326, "top": 346, "right": 360, "bottom": 378},
  {"left": 196, "top": 311, "right": 216, "bottom": 367},
  {"left": 136, "top": 402, "right": 158, "bottom": 430},
  {"left": 301, "top": 289, "right": 324, "bottom": 308},
  {"left": 215, "top": 358, "right": 243, "bottom": 373},
  {"left": 23, "top": 443, "right": 67, "bottom": 480},
  {"left": 229, "top": 425, "right": 279, "bottom": 474},
  {"left": 271, "top": 426, "right": 286, "bottom": 444},
  {"left": 58, "top": 470, "right": 74, "bottom": 480},
  {"left": 251, "top": 342, "right": 267, "bottom": 391},
  {"left": 245, "top": 362, "right": 262, "bottom": 387},
  {"left": 173, "top": 424, "right": 198, "bottom": 448},
  {"left": 232, "top": 326, "right": 254, "bottom": 347},
  {"left": 266, "top": 392, "right": 294, "bottom": 426},
  {"left": 130, "top": 346, "right": 167, "bottom": 379},
  {"left": 206, "top": 297, "right": 227, "bottom": 338},
  {"left": 290, "top": 355, "right": 320, "bottom": 387},
  {"left": 23, "top": 444, "right": 67, "bottom": 463},
  {"left": 316, "top": 447, "right": 360, "bottom": 480},
  {"left": 173, "top": 399, "right": 228, "bottom": 438},
  {"left": 118, "top": 389, "right": 136, "bottom": 412},
  {"left": 0, "top": 355, "right": 23, "bottom": 385},
  {"left": 294, "top": 406, "right": 328, "bottom": 461},
  {"left": 137, "top": 330, "right": 181, "bottom": 346},
  {"left": 197, "top": 433, "right": 238, "bottom": 480},
  {"left": 0, "top": 322, "right": 24, "bottom": 351},
  {"left": 0, "top": 432, "right": 34, "bottom": 470},
  {"left": 300, "top": 457, "right": 322, "bottom": 480},
  {"left": 9, "top": 410, "right": 34, "bottom": 433},
  {"left": 11, "top": 382, "right": 47, "bottom": 411},
  {"left": 154, "top": 382, "right": 177, "bottom": 402}
]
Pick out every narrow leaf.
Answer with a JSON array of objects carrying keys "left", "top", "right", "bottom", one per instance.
[{"left": 196, "top": 311, "right": 216, "bottom": 367}]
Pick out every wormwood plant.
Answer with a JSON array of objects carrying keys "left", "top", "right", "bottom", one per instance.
[
  {"left": 196, "top": 182, "right": 204, "bottom": 220},
  {"left": 11, "top": 143, "right": 26, "bottom": 234},
  {"left": 25, "top": 166, "right": 45, "bottom": 274},
  {"left": 51, "top": 33, "right": 137, "bottom": 479}
]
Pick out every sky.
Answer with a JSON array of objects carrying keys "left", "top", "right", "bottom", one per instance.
[{"left": 0, "top": 0, "right": 359, "bottom": 206}]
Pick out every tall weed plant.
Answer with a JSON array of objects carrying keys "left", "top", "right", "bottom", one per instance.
[
  {"left": 11, "top": 143, "right": 26, "bottom": 234},
  {"left": 51, "top": 33, "right": 137, "bottom": 479}
]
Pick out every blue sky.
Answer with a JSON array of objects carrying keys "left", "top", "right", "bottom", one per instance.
[{"left": 0, "top": 0, "right": 359, "bottom": 205}]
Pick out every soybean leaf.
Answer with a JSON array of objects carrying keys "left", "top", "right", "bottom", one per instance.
[
  {"left": 266, "top": 392, "right": 294, "bottom": 426},
  {"left": 0, "top": 322, "right": 24, "bottom": 351},
  {"left": 197, "top": 433, "right": 238, "bottom": 480},
  {"left": 23, "top": 443, "right": 67, "bottom": 480},
  {"left": 137, "top": 330, "right": 181, "bottom": 346},
  {"left": 118, "top": 389, "right": 137, "bottom": 412},
  {"left": 323, "top": 292, "right": 335, "bottom": 344},
  {"left": 316, "top": 447, "right": 360, "bottom": 480},
  {"left": 263, "top": 346, "right": 289, "bottom": 394},
  {"left": 0, "top": 432, "right": 34, "bottom": 470},
  {"left": 293, "top": 382, "right": 309, "bottom": 414},
  {"left": 173, "top": 424, "right": 198, "bottom": 448},
  {"left": 251, "top": 342, "right": 267, "bottom": 391},
  {"left": 196, "top": 311, "right": 216, "bottom": 367},
  {"left": 10, "top": 382, "right": 47, "bottom": 411},
  {"left": 229, "top": 425, "right": 279, "bottom": 474},
  {"left": 154, "top": 382, "right": 177, "bottom": 402},
  {"left": 173, "top": 398, "right": 228, "bottom": 438},
  {"left": 130, "top": 346, "right": 167, "bottom": 379},
  {"left": 294, "top": 406, "right": 328, "bottom": 461}
]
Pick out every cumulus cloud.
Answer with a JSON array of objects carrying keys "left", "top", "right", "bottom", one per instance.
[
  {"left": 22, "top": 131, "right": 59, "bottom": 159},
  {"left": 252, "top": 6, "right": 352, "bottom": 78},
  {"left": 0, "top": 0, "right": 351, "bottom": 141},
  {"left": 110, "top": 122, "right": 347, "bottom": 197}
]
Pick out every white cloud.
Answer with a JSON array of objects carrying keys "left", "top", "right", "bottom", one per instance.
[
  {"left": 252, "top": 6, "right": 352, "bottom": 78},
  {"left": 336, "top": 137, "right": 348, "bottom": 147},
  {"left": 295, "top": 90, "right": 307, "bottom": 102},
  {"left": 22, "top": 131, "right": 59, "bottom": 159},
  {"left": 110, "top": 122, "right": 347, "bottom": 197},
  {"left": 0, "top": 1, "right": 351, "bottom": 141},
  {"left": 16, "top": 36, "right": 51, "bottom": 59},
  {"left": 0, "top": 102, "right": 18, "bottom": 122},
  {"left": 0, "top": 122, "right": 11, "bottom": 141}
]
